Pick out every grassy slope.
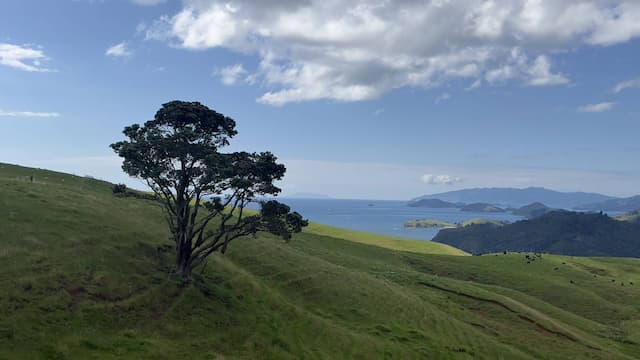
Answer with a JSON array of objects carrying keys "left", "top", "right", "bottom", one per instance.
[{"left": 1, "top": 163, "right": 640, "bottom": 359}]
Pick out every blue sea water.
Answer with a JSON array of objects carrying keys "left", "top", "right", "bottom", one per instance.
[{"left": 262, "top": 198, "right": 525, "bottom": 241}]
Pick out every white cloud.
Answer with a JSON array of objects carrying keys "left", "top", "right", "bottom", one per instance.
[
  {"left": 612, "top": 78, "right": 640, "bottom": 93},
  {"left": 526, "top": 55, "right": 569, "bottom": 86},
  {"left": 373, "top": 108, "right": 384, "bottom": 116},
  {"left": 218, "top": 63, "right": 247, "bottom": 85},
  {"left": 421, "top": 174, "right": 462, "bottom": 185},
  {"left": 145, "top": 1, "right": 640, "bottom": 105},
  {"left": 0, "top": 43, "right": 53, "bottom": 72},
  {"left": 434, "top": 93, "right": 451, "bottom": 104},
  {"left": 0, "top": 110, "right": 60, "bottom": 118},
  {"left": 578, "top": 102, "right": 615, "bottom": 113},
  {"left": 106, "top": 42, "right": 132, "bottom": 57}
]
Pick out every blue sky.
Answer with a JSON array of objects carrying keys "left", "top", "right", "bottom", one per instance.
[{"left": 1, "top": 0, "right": 640, "bottom": 200}]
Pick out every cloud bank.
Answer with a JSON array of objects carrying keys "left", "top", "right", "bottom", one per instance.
[{"left": 145, "top": 1, "right": 640, "bottom": 105}]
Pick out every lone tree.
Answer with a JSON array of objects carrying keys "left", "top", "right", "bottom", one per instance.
[{"left": 111, "top": 101, "right": 307, "bottom": 279}]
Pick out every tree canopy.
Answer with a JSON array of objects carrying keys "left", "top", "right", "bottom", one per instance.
[{"left": 111, "top": 101, "right": 307, "bottom": 278}]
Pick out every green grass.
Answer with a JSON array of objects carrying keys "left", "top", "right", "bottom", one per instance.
[
  {"left": 1, "top": 162, "right": 640, "bottom": 359},
  {"left": 305, "top": 222, "right": 467, "bottom": 256}
]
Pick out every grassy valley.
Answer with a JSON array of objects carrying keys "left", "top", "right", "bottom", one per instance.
[{"left": 2, "top": 163, "right": 640, "bottom": 359}]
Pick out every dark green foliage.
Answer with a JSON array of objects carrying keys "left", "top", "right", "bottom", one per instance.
[
  {"left": 112, "top": 183, "right": 127, "bottom": 194},
  {"left": 110, "top": 101, "right": 307, "bottom": 278},
  {"left": 112, "top": 183, "right": 157, "bottom": 201},
  {"left": 434, "top": 211, "right": 640, "bottom": 257}
]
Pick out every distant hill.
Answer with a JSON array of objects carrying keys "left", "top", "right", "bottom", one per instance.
[
  {"left": 412, "top": 187, "right": 616, "bottom": 208},
  {"left": 407, "top": 198, "right": 460, "bottom": 208},
  {"left": 512, "top": 202, "right": 552, "bottom": 218},
  {"left": 575, "top": 195, "right": 640, "bottom": 212},
  {"left": 433, "top": 211, "right": 640, "bottom": 257},
  {"left": 461, "top": 203, "right": 505, "bottom": 213}
]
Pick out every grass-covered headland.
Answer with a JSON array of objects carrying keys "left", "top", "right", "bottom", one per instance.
[{"left": 1, "top": 163, "right": 640, "bottom": 359}]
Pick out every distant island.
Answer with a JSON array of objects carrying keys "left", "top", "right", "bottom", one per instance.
[
  {"left": 409, "top": 187, "right": 616, "bottom": 208},
  {"left": 404, "top": 219, "right": 456, "bottom": 228},
  {"left": 407, "top": 198, "right": 459, "bottom": 208},
  {"left": 433, "top": 211, "right": 640, "bottom": 257},
  {"left": 512, "top": 202, "right": 553, "bottom": 218},
  {"left": 405, "top": 218, "right": 509, "bottom": 229},
  {"left": 460, "top": 203, "right": 505, "bottom": 213}
]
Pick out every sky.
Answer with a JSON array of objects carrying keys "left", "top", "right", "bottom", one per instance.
[{"left": 1, "top": 0, "right": 640, "bottom": 200}]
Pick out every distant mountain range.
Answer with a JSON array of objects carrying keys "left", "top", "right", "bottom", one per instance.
[
  {"left": 411, "top": 187, "right": 617, "bottom": 209},
  {"left": 433, "top": 211, "right": 640, "bottom": 257},
  {"left": 575, "top": 195, "right": 640, "bottom": 212}
]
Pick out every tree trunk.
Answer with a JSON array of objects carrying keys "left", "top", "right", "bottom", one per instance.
[{"left": 175, "top": 243, "right": 193, "bottom": 280}]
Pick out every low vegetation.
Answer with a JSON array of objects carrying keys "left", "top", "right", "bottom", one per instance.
[
  {"left": 2, "top": 163, "right": 640, "bottom": 359},
  {"left": 459, "top": 218, "right": 508, "bottom": 227},
  {"left": 403, "top": 219, "right": 456, "bottom": 228},
  {"left": 615, "top": 210, "right": 640, "bottom": 224}
]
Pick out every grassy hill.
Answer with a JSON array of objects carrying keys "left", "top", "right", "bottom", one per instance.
[{"left": 2, "top": 163, "right": 640, "bottom": 359}]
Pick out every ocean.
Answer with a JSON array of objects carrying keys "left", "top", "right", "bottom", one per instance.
[{"left": 257, "top": 198, "right": 525, "bottom": 241}]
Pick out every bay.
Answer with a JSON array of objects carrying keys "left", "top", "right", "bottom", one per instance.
[{"left": 256, "top": 198, "right": 525, "bottom": 241}]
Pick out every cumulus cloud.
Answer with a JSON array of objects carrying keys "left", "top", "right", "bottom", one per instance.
[
  {"left": 421, "top": 174, "right": 462, "bottom": 185},
  {"left": 578, "top": 102, "right": 615, "bottom": 113},
  {"left": 0, "top": 43, "right": 53, "bottom": 72},
  {"left": 612, "top": 78, "right": 640, "bottom": 93},
  {"left": 0, "top": 110, "right": 60, "bottom": 118},
  {"left": 145, "top": 1, "right": 640, "bottom": 105},
  {"left": 106, "top": 42, "right": 132, "bottom": 57},
  {"left": 218, "top": 63, "right": 247, "bottom": 85}
]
